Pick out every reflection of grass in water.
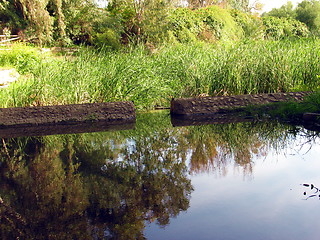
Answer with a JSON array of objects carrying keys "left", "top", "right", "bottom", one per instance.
[
  {"left": 40, "top": 112, "right": 299, "bottom": 177},
  {"left": 244, "top": 91, "right": 320, "bottom": 124}
]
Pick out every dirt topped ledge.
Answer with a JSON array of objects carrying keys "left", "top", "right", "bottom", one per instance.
[
  {"left": 171, "top": 92, "right": 312, "bottom": 116},
  {"left": 0, "top": 101, "right": 135, "bottom": 137}
]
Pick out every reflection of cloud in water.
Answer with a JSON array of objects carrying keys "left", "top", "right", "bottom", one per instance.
[
  {"left": 146, "top": 130, "right": 320, "bottom": 240},
  {"left": 187, "top": 125, "right": 320, "bottom": 180}
]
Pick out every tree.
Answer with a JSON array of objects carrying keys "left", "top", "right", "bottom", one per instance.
[
  {"left": 107, "top": 0, "right": 176, "bottom": 44},
  {"left": 229, "top": 9, "right": 264, "bottom": 39},
  {"left": 262, "top": 16, "right": 309, "bottom": 39},
  {"left": 263, "top": 1, "right": 296, "bottom": 19},
  {"left": 295, "top": 0, "right": 320, "bottom": 34},
  {"left": 19, "top": 0, "right": 53, "bottom": 45},
  {"left": 0, "top": 0, "right": 107, "bottom": 45},
  {"left": 0, "top": 0, "right": 53, "bottom": 44},
  {"left": 48, "top": 0, "right": 67, "bottom": 43},
  {"left": 226, "top": 0, "right": 262, "bottom": 12},
  {"left": 0, "top": 0, "right": 26, "bottom": 34},
  {"left": 228, "top": 0, "right": 250, "bottom": 12},
  {"left": 187, "top": 0, "right": 218, "bottom": 9}
]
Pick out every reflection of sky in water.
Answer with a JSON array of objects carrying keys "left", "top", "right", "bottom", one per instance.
[{"left": 145, "top": 135, "right": 320, "bottom": 240}]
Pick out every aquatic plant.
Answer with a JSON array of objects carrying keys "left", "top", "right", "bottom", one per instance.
[{"left": 0, "top": 39, "right": 320, "bottom": 110}]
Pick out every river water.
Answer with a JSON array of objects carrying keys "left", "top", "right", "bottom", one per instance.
[{"left": 0, "top": 111, "right": 319, "bottom": 239}]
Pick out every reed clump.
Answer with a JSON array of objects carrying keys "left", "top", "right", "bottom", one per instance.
[{"left": 0, "top": 39, "right": 319, "bottom": 110}]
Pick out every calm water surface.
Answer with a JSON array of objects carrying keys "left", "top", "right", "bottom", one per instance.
[
  {"left": 0, "top": 111, "right": 319, "bottom": 239},
  {"left": 146, "top": 134, "right": 320, "bottom": 240}
]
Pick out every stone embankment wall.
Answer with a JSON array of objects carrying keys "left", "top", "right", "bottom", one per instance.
[
  {"left": 171, "top": 92, "right": 312, "bottom": 116},
  {"left": 0, "top": 101, "right": 135, "bottom": 137}
]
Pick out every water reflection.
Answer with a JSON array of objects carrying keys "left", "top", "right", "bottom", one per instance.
[{"left": 0, "top": 111, "right": 318, "bottom": 239}]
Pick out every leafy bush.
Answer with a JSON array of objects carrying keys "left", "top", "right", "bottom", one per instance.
[
  {"left": 229, "top": 9, "right": 264, "bottom": 39},
  {"left": 167, "top": 6, "right": 243, "bottom": 43},
  {"left": 197, "top": 6, "right": 243, "bottom": 41},
  {"left": 262, "top": 16, "right": 310, "bottom": 39},
  {"left": 166, "top": 8, "right": 203, "bottom": 43},
  {"left": 0, "top": 44, "right": 41, "bottom": 73},
  {"left": 93, "top": 29, "right": 122, "bottom": 50}
]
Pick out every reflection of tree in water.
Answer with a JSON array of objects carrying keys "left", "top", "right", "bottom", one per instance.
[
  {"left": 185, "top": 121, "right": 292, "bottom": 178},
  {"left": 0, "top": 112, "right": 313, "bottom": 239},
  {"left": 0, "top": 137, "right": 90, "bottom": 239},
  {"left": 0, "top": 117, "right": 193, "bottom": 239},
  {"left": 74, "top": 128, "right": 193, "bottom": 239}
]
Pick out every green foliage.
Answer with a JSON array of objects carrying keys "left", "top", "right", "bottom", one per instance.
[
  {"left": 106, "top": 0, "right": 175, "bottom": 45},
  {"left": 0, "top": 44, "right": 41, "bottom": 73},
  {"left": 264, "top": 0, "right": 320, "bottom": 37},
  {"left": 167, "top": 5, "right": 243, "bottom": 43},
  {"left": 1, "top": 0, "right": 320, "bottom": 47},
  {"left": 166, "top": 8, "right": 203, "bottom": 43},
  {"left": 229, "top": 9, "right": 264, "bottom": 39},
  {"left": 262, "top": 16, "right": 310, "bottom": 39},
  {"left": 61, "top": 0, "right": 97, "bottom": 45},
  {"left": 296, "top": 0, "right": 320, "bottom": 35},
  {"left": 106, "top": 0, "right": 136, "bottom": 42},
  {"left": 93, "top": 29, "right": 122, "bottom": 50},
  {"left": 263, "top": 1, "right": 296, "bottom": 19},
  {"left": 19, "top": 0, "right": 54, "bottom": 45},
  {"left": 1, "top": 40, "right": 320, "bottom": 110},
  {"left": 199, "top": 6, "right": 243, "bottom": 41},
  {"left": 0, "top": 0, "right": 116, "bottom": 46},
  {"left": 0, "top": 0, "right": 26, "bottom": 33},
  {"left": 140, "top": 0, "right": 174, "bottom": 44}
]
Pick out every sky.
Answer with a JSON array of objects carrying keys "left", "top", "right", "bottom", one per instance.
[{"left": 251, "top": 0, "right": 304, "bottom": 13}]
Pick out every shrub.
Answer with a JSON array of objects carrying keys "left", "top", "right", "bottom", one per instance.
[
  {"left": 262, "top": 16, "right": 310, "bottom": 39},
  {"left": 167, "top": 6, "right": 243, "bottom": 43},
  {"left": 0, "top": 44, "right": 41, "bottom": 73},
  {"left": 93, "top": 29, "right": 122, "bottom": 50}
]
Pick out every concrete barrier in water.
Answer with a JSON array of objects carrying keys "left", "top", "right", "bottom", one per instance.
[
  {"left": 170, "top": 92, "right": 312, "bottom": 127},
  {"left": 171, "top": 92, "right": 312, "bottom": 116},
  {"left": 0, "top": 101, "right": 135, "bottom": 138}
]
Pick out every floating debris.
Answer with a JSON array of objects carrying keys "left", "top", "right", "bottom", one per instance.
[{"left": 301, "top": 183, "right": 320, "bottom": 200}]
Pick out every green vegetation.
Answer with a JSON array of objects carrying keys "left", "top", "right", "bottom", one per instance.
[
  {"left": 0, "top": 0, "right": 317, "bottom": 46},
  {"left": 1, "top": 1, "right": 320, "bottom": 115},
  {"left": 264, "top": 0, "right": 320, "bottom": 36},
  {"left": 244, "top": 91, "right": 320, "bottom": 124},
  {"left": 1, "top": 39, "right": 320, "bottom": 110}
]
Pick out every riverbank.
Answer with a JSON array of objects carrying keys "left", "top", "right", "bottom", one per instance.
[
  {"left": 1, "top": 40, "right": 320, "bottom": 110},
  {"left": 0, "top": 91, "right": 319, "bottom": 138}
]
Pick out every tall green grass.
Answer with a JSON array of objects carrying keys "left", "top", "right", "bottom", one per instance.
[{"left": 0, "top": 39, "right": 320, "bottom": 110}]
